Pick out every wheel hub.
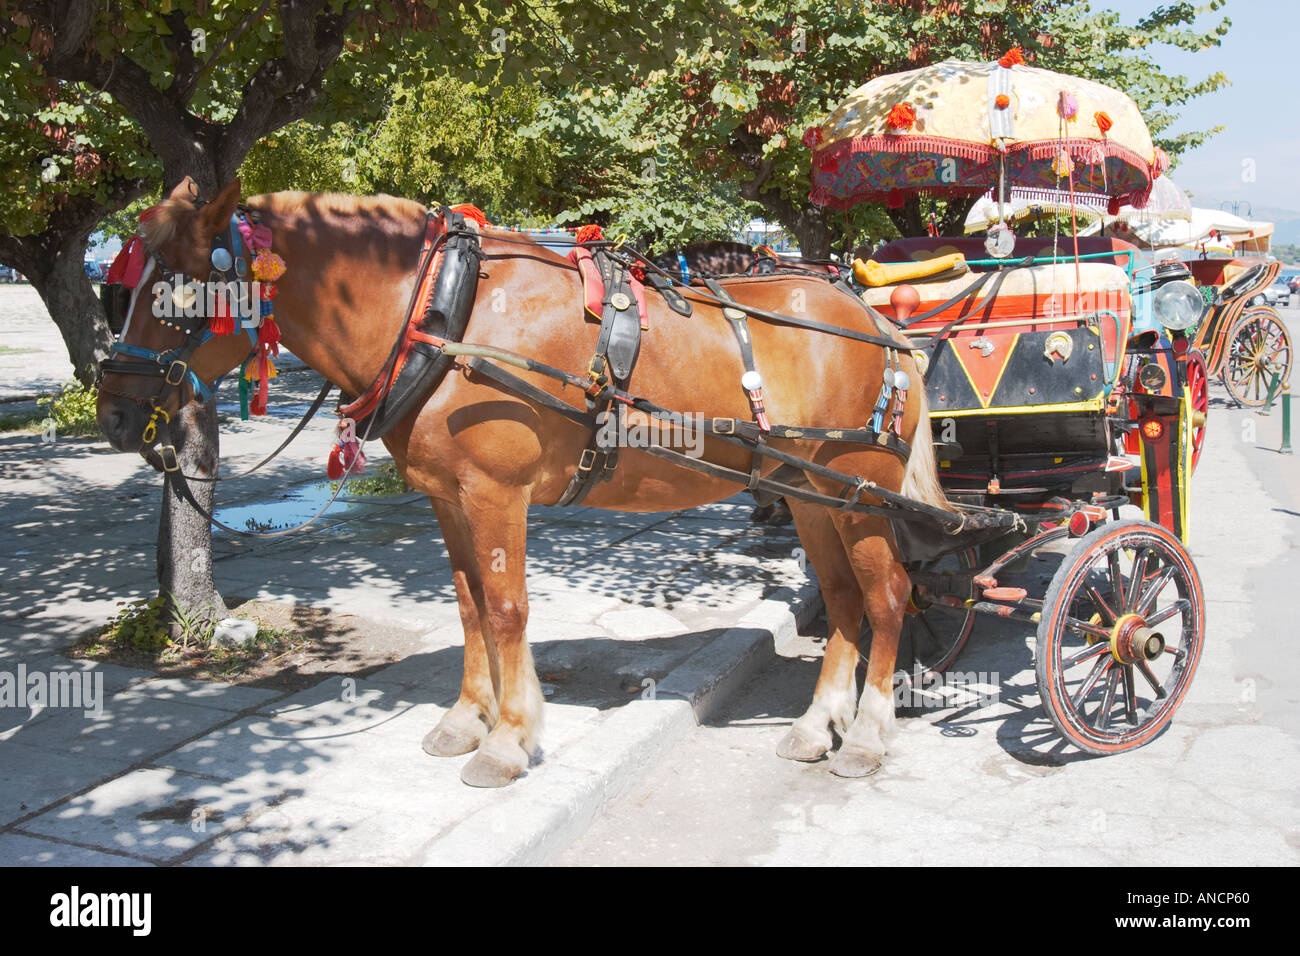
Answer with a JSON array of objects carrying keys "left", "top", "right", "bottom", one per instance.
[{"left": 1110, "top": 612, "right": 1165, "bottom": 664}]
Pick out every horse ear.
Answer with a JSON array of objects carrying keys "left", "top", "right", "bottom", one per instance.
[
  {"left": 198, "top": 178, "right": 242, "bottom": 236},
  {"left": 167, "top": 176, "right": 199, "bottom": 203}
]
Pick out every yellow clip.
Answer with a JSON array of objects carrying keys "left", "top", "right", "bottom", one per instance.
[{"left": 612, "top": 233, "right": 629, "bottom": 250}]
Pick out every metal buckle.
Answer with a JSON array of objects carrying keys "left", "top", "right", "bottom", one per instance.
[
  {"left": 165, "top": 359, "right": 189, "bottom": 386},
  {"left": 712, "top": 417, "right": 736, "bottom": 435},
  {"left": 159, "top": 445, "right": 179, "bottom": 472},
  {"left": 578, "top": 449, "right": 598, "bottom": 472}
]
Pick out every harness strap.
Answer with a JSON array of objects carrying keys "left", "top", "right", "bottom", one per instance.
[
  {"left": 557, "top": 251, "right": 643, "bottom": 507},
  {"left": 702, "top": 277, "right": 767, "bottom": 490}
]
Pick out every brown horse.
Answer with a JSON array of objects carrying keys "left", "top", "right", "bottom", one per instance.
[{"left": 96, "top": 178, "right": 948, "bottom": 787}]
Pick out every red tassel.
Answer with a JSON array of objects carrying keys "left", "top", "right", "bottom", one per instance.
[
  {"left": 247, "top": 350, "right": 270, "bottom": 415},
  {"left": 210, "top": 294, "right": 235, "bottom": 335},
  {"left": 258, "top": 315, "right": 280, "bottom": 347},
  {"left": 574, "top": 224, "right": 604, "bottom": 243},
  {"left": 326, "top": 444, "right": 344, "bottom": 480},
  {"left": 886, "top": 189, "right": 905, "bottom": 209},
  {"left": 448, "top": 203, "right": 488, "bottom": 227}
]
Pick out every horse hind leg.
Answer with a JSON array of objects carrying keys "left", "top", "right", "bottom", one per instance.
[
  {"left": 827, "top": 514, "right": 910, "bottom": 779},
  {"left": 422, "top": 499, "right": 500, "bottom": 757},
  {"left": 777, "top": 498, "right": 865, "bottom": 763}
]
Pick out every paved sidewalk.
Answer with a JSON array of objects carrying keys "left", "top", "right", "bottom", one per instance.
[{"left": 0, "top": 304, "right": 819, "bottom": 865}]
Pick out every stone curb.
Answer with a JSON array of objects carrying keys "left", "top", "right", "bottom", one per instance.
[{"left": 419, "top": 579, "right": 823, "bottom": 866}]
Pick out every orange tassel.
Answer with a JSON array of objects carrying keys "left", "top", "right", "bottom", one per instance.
[
  {"left": 998, "top": 47, "right": 1025, "bottom": 68},
  {"left": 886, "top": 102, "right": 916, "bottom": 131}
]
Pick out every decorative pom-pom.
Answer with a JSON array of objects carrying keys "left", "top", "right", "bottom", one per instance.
[
  {"left": 801, "top": 126, "right": 823, "bottom": 149},
  {"left": 252, "top": 250, "right": 286, "bottom": 282},
  {"left": 1052, "top": 149, "right": 1075, "bottom": 178},
  {"left": 574, "top": 224, "right": 605, "bottom": 243},
  {"left": 1094, "top": 111, "right": 1113, "bottom": 134},
  {"left": 886, "top": 189, "right": 905, "bottom": 209},
  {"left": 327, "top": 444, "right": 344, "bottom": 480},
  {"left": 886, "top": 102, "right": 916, "bottom": 131},
  {"left": 998, "top": 47, "right": 1024, "bottom": 68},
  {"left": 449, "top": 203, "right": 488, "bottom": 227},
  {"left": 258, "top": 315, "right": 280, "bottom": 347},
  {"left": 995, "top": 94, "right": 1010, "bottom": 109},
  {"left": 1057, "top": 91, "right": 1078, "bottom": 121}
]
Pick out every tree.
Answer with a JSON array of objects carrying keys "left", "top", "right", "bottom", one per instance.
[
  {"left": 569, "top": 0, "right": 1233, "bottom": 253},
  {"left": 1, "top": 0, "right": 728, "bottom": 632}
]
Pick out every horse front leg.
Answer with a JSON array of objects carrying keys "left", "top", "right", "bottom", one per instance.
[
  {"left": 456, "top": 486, "right": 543, "bottom": 789},
  {"left": 777, "top": 499, "right": 864, "bottom": 762},
  {"left": 423, "top": 498, "right": 499, "bottom": 757},
  {"left": 827, "top": 515, "right": 911, "bottom": 778}
]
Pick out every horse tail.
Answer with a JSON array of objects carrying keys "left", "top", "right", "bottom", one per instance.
[{"left": 899, "top": 361, "right": 949, "bottom": 514}]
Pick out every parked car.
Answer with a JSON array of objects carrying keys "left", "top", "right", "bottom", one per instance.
[
  {"left": 0, "top": 265, "right": 16, "bottom": 283},
  {"left": 1260, "top": 279, "right": 1293, "bottom": 306},
  {"left": 1287, "top": 274, "right": 1300, "bottom": 295}
]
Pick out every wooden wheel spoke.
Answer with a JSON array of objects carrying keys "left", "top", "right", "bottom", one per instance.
[
  {"left": 1063, "top": 639, "right": 1111, "bottom": 668},
  {"left": 1097, "top": 668, "right": 1121, "bottom": 731},
  {"left": 1135, "top": 565, "right": 1177, "bottom": 616},
  {"left": 1086, "top": 585, "right": 1117, "bottom": 623},
  {"left": 1146, "top": 599, "right": 1189, "bottom": 627},
  {"left": 1126, "top": 548, "right": 1150, "bottom": 611},
  {"left": 1106, "top": 550, "right": 1125, "bottom": 607},
  {"left": 1136, "top": 660, "right": 1167, "bottom": 699},
  {"left": 1070, "top": 656, "right": 1111, "bottom": 714},
  {"left": 1121, "top": 665, "right": 1138, "bottom": 725}
]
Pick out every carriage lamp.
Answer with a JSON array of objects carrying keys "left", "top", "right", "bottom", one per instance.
[
  {"left": 1153, "top": 279, "right": 1204, "bottom": 331},
  {"left": 1137, "top": 363, "right": 1167, "bottom": 392},
  {"left": 1141, "top": 419, "right": 1165, "bottom": 440}
]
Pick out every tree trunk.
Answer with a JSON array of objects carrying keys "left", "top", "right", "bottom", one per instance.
[
  {"left": 156, "top": 397, "right": 228, "bottom": 634},
  {"left": 2, "top": 232, "right": 111, "bottom": 387}
]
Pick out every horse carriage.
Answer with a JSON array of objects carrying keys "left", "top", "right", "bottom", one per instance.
[
  {"left": 95, "top": 56, "right": 1215, "bottom": 785},
  {"left": 846, "top": 233, "right": 1204, "bottom": 753},
  {"left": 1180, "top": 257, "right": 1290, "bottom": 409}
]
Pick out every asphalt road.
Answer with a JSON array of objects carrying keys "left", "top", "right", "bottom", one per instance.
[{"left": 560, "top": 307, "right": 1300, "bottom": 866}]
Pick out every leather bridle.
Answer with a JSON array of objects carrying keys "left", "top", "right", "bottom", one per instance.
[{"left": 97, "top": 207, "right": 256, "bottom": 470}]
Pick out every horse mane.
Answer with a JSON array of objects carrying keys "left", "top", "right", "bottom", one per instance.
[{"left": 246, "top": 191, "right": 428, "bottom": 240}]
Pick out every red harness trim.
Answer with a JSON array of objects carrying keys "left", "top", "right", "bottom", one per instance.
[
  {"left": 567, "top": 246, "right": 650, "bottom": 330},
  {"left": 339, "top": 214, "right": 448, "bottom": 424}
]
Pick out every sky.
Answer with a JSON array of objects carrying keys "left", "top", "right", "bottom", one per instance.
[{"left": 1102, "top": 0, "right": 1300, "bottom": 219}]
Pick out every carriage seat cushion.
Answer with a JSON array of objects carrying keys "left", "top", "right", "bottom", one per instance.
[{"left": 859, "top": 261, "right": 1130, "bottom": 319}]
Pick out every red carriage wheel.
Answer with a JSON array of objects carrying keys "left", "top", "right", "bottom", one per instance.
[
  {"left": 1223, "top": 307, "right": 1292, "bottom": 408},
  {"left": 1035, "top": 519, "right": 1204, "bottom": 754},
  {"left": 1186, "top": 348, "right": 1208, "bottom": 471}
]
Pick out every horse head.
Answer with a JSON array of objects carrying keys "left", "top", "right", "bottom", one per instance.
[{"left": 96, "top": 177, "right": 260, "bottom": 459}]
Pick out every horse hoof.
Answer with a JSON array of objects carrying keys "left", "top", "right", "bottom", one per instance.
[
  {"left": 422, "top": 724, "right": 483, "bottom": 758},
  {"left": 777, "top": 727, "right": 829, "bottom": 762},
  {"left": 460, "top": 750, "right": 524, "bottom": 788},
  {"left": 828, "top": 748, "right": 883, "bottom": 778},
  {"left": 749, "top": 504, "right": 775, "bottom": 523},
  {"left": 766, "top": 501, "right": 794, "bottom": 526}
]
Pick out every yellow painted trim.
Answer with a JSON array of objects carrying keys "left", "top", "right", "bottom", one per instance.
[{"left": 926, "top": 395, "right": 1106, "bottom": 418}]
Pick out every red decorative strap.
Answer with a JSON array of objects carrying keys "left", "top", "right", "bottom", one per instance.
[{"left": 338, "top": 214, "right": 447, "bottom": 424}]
